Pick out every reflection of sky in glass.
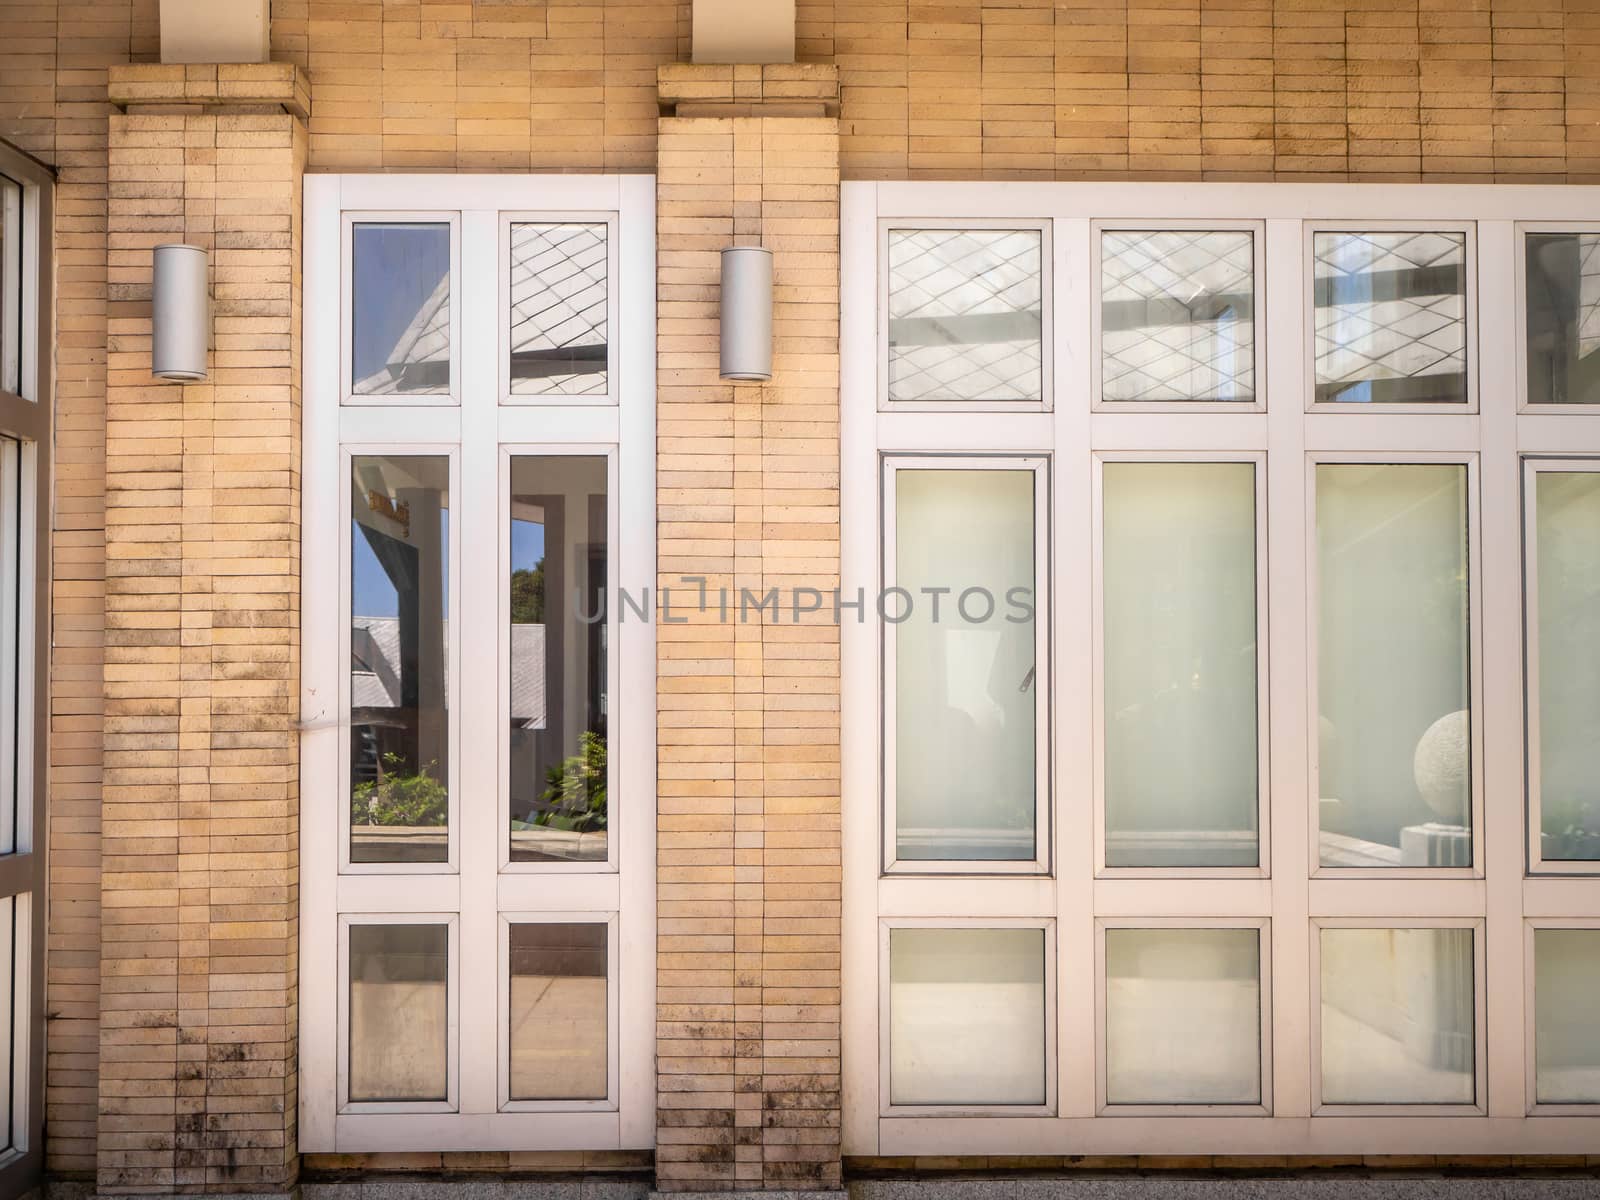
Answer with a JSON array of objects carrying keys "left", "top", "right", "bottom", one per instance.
[
  {"left": 352, "top": 511, "right": 449, "bottom": 619},
  {"left": 352, "top": 224, "right": 449, "bottom": 384},
  {"left": 512, "top": 520, "right": 545, "bottom": 573}
]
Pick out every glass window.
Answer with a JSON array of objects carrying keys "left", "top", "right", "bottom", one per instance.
[
  {"left": 1319, "top": 927, "right": 1474, "bottom": 1105},
  {"left": 1313, "top": 231, "right": 1468, "bottom": 405},
  {"left": 1532, "top": 471, "right": 1600, "bottom": 863},
  {"left": 1103, "top": 462, "right": 1258, "bottom": 867},
  {"left": 0, "top": 438, "right": 17, "bottom": 853},
  {"left": 893, "top": 467, "right": 1039, "bottom": 863},
  {"left": 349, "top": 923, "right": 449, "bottom": 1102},
  {"left": 1534, "top": 928, "right": 1600, "bottom": 1104},
  {"left": 1100, "top": 231, "right": 1255, "bottom": 403},
  {"left": 887, "top": 228, "right": 1043, "bottom": 404},
  {"left": 351, "top": 222, "right": 451, "bottom": 396},
  {"left": 1105, "top": 927, "right": 1261, "bottom": 1105},
  {"left": 889, "top": 927, "right": 1046, "bottom": 1106},
  {"left": 509, "top": 923, "right": 608, "bottom": 1100},
  {"left": 1, "top": 175, "right": 18, "bottom": 397},
  {"left": 350, "top": 455, "right": 450, "bottom": 864},
  {"left": 509, "top": 222, "right": 608, "bottom": 396},
  {"left": 1525, "top": 233, "right": 1600, "bottom": 406},
  {"left": 1316, "top": 464, "right": 1471, "bottom": 868},
  {"left": 509, "top": 456, "right": 608, "bottom": 864}
]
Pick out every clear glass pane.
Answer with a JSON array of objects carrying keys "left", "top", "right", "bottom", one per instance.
[
  {"left": 1105, "top": 928, "right": 1261, "bottom": 1105},
  {"left": 351, "top": 222, "right": 451, "bottom": 396},
  {"left": 509, "top": 923, "right": 608, "bottom": 1100},
  {"left": 887, "top": 229, "right": 1043, "bottom": 404},
  {"left": 889, "top": 927, "right": 1046, "bottom": 1106},
  {"left": 0, "top": 897, "right": 14, "bottom": 1148},
  {"left": 894, "top": 468, "right": 1037, "bottom": 862},
  {"left": 1525, "top": 233, "right": 1600, "bottom": 406},
  {"left": 510, "top": 222, "right": 608, "bottom": 396},
  {"left": 1319, "top": 927, "right": 1474, "bottom": 1105},
  {"left": 1103, "top": 463, "right": 1258, "bottom": 866},
  {"left": 0, "top": 439, "right": 18, "bottom": 854},
  {"left": 1, "top": 176, "right": 19, "bottom": 396},
  {"left": 1101, "top": 231, "right": 1255, "bottom": 403},
  {"left": 350, "top": 456, "right": 450, "bottom": 864},
  {"left": 1317, "top": 464, "right": 1471, "bottom": 867},
  {"left": 1534, "top": 928, "right": 1600, "bottom": 1103},
  {"left": 1313, "top": 232, "right": 1468, "bottom": 404},
  {"left": 509, "top": 456, "right": 608, "bottom": 863},
  {"left": 349, "top": 923, "right": 448, "bottom": 1102},
  {"left": 1534, "top": 471, "right": 1600, "bottom": 861}
]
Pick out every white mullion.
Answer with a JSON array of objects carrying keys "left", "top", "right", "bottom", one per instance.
[
  {"left": 456, "top": 207, "right": 501, "bottom": 1116},
  {"left": 1478, "top": 219, "right": 1529, "bottom": 1119},
  {"left": 1053, "top": 215, "right": 1095, "bottom": 1123},
  {"left": 1264, "top": 215, "right": 1314, "bottom": 1121}
]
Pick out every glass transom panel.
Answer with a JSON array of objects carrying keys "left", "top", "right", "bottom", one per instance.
[
  {"left": 887, "top": 228, "right": 1043, "bottom": 404},
  {"left": 1101, "top": 230, "right": 1256, "bottom": 403},
  {"left": 509, "top": 222, "right": 609, "bottom": 396},
  {"left": 1313, "top": 231, "right": 1468, "bottom": 405}
]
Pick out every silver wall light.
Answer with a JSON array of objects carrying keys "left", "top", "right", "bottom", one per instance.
[
  {"left": 152, "top": 243, "right": 210, "bottom": 381},
  {"left": 719, "top": 246, "right": 772, "bottom": 382}
]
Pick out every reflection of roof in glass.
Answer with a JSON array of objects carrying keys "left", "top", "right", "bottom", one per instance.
[
  {"left": 355, "top": 275, "right": 451, "bottom": 395},
  {"left": 510, "top": 223, "right": 608, "bottom": 395},
  {"left": 350, "top": 617, "right": 546, "bottom": 725}
]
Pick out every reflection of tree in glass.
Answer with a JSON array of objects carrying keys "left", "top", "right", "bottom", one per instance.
[
  {"left": 511, "top": 561, "right": 545, "bottom": 624},
  {"left": 536, "top": 731, "right": 606, "bottom": 832},
  {"left": 351, "top": 753, "right": 447, "bottom": 827}
]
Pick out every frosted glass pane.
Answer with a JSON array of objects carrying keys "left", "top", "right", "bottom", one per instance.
[
  {"left": 1105, "top": 928, "right": 1261, "bottom": 1105},
  {"left": 1101, "top": 231, "right": 1255, "bottom": 403},
  {"left": 1317, "top": 465, "right": 1471, "bottom": 868},
  {"left": 1525, "top": 233, "right": 1600, "bottom": 405},
  {"left": 352, "top": 223, "right": 450, "bottom": 395},
  {"left": 1533, "top": 472, "right": 1600, "bottom": 861},
  {"left": 509, "top": 923, "right": 607, "bottom": 1100},
  {"left": 890, "top": 927, "right": 1046, "bottom": 1106},
  {"left": 887, "top": 229, "right": 1043, "bottom": 403},
  {"left": 1534, "top": 929, "right": 1600, "bottom": 1103},
  {"left": 349, "top": 924, "right": 448, "bottom": 1102},
  {"left": 1313, "top": 231, "right": 1467, "bottom": 404},
  {"left": 1319, "top": 927, "right": 1474, "bottom": 1105},
  {"left": 509, "top": 222, "right": 608, "bottom": 396},
  {"left": 895, "top": 469, "right": 1037, "bottom": 861},
  {"left": 1103, "top": 463, "right": 1258, "bottom": 866}
]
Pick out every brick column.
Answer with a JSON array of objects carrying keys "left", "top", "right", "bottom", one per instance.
[
  {"left": 654, "top": 64, "right": 843, "bottom": 1193},
  {"left": 99, "top": 63, "right": 309, "bottom": 1196}
]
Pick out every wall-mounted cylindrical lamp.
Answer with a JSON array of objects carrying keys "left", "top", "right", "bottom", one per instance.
[
  {"left": 719, "top": 246, "right": 772, "bottom": 382},
  {"left": 152, "top": 243, "right": 211, "bottom": 382}
]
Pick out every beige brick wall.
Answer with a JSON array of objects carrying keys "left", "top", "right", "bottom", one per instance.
[
  {"left": 98, "top": 63, "right": 305, "bottom": 1194},
  {"left": 655, "top": 63, "right": 842, "bottom": 1191},
  {"left": 0, "top": 0, "right": 1598, "bottom": 1188}
]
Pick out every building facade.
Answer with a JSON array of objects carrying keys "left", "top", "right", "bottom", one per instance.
[{"left": 2, "top": 0, "right": 1600, "bottom": 1195}]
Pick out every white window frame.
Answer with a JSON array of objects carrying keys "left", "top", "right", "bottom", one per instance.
[
  {"left": 880, "top": 453, "right": 1052, "bottom": 876},
  {"left": 878, "top": 217, "right": 1054, "bottom": 414},
  {"left": 1091, "top": 451, "right": 1270, "bottom": 878},
  {"left": 842, "top": 181, "right": 1600, "bottom": 1161},
  {"left": 1306, "top": 451, "right": 1486, "bottom": 880},
  {"left": 878, "top": 916, "right": 1057, "bottom": 1118},
  {"left": 497, "top": 910, "right": 620, "bottom": 1113},
  {"left": 341, "top": 211, "right": 463, "bottom": 406},
  {"left": 1521, "top": 456, "right": 1600, "bottom": 875},
  {"left": 1090, "top": 219, "right": 1266, "bottom": 414},
  {"left": 499, "top": 211, "right": 620, "bottom": 407},
  {"left": 1094, "top": 917, "right": 1273, "bottom": 1116},
  {"left": 303, "top": 174, "right": 655, "bottom": 1154},
  {"left": 1309, "top": 917, "right": 1487, "bottom": 1117},
  {"left": 1304, "top": 220, "right": 1480, "bottom": 415},
  {"left": 1514, "top": 221, "right": 1600, "bottom": 414}
]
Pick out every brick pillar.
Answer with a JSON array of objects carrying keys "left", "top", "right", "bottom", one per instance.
[
  {"left": 654, "top": 64, "right": 843, "bottom": 1193},
  {"left": 99, "top": 63, "right": 309, "bottom": 1196}
]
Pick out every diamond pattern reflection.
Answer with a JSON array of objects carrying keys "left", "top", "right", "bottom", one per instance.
[
  {"left": 1314, "top": 231, "right": 1467, "bottom": 404},
  {"left": 888, "top": 229, "right": 1043, "bottom": 403},
  {"left": 509, "top": 222, "right": 608, "bottom": 396},
  {"left": 1101, "top": 230, "right": 1255, "bottom": 403}
]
